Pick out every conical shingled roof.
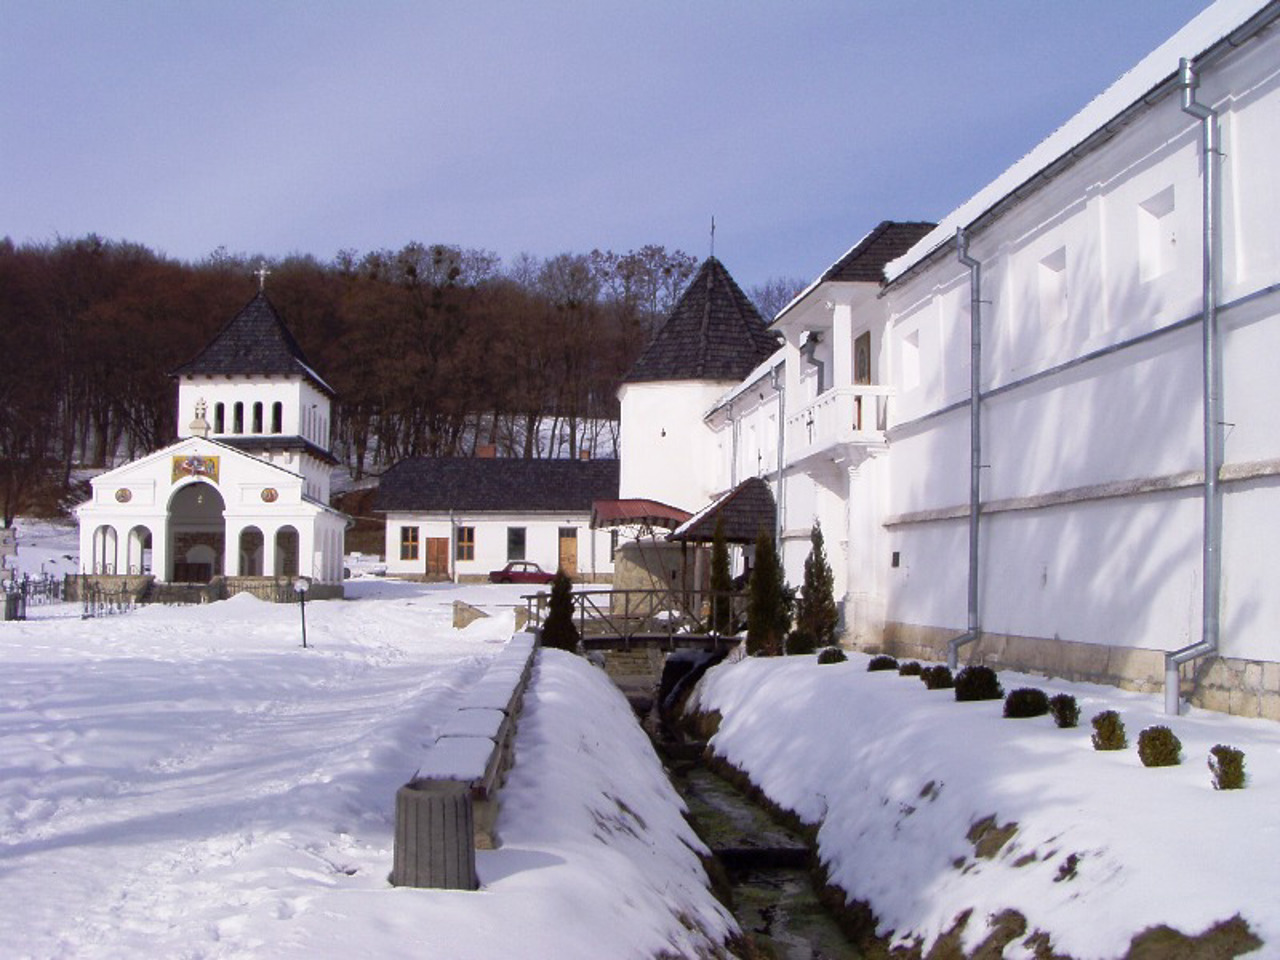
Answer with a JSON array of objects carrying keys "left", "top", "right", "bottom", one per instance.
[
  {"left": 171, "top": 292, "right": 334, "bottom": 395},
  {"left": 623, "top": 257, "right": 779, "bottom": 384}
]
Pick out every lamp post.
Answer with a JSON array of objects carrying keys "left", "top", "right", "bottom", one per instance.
[{"left": 293, "top": 576, "right": 312, "bottom": 648}]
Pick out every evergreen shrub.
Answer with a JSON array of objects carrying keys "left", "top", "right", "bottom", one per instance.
[
  {"left": 1137, "top": 725, "right": 1182, "bottom": 767},
  {"left": 1091, "top": 710, "right": 1128, "bottom": 751},
  {"left": 541, "top": 570, "right": 580, "bottom": 652},
  {"left": 954, "top": 665, "right": 1003, "bottom": 701},
  {"left": 1208, "top": 744, "right": 1246, "bottom": 790},
  {"left": 786, "top": 629, "right": 817, "bottom": 655},
  {"left": 898, "top": 661, "right": 923, "bottom": 677},
  {"left": 1003, "top": 687, "right": 1050, "bottom": 718},
  {"left": 1048, "top": 693, "right": 1080, "bottom": 729},
  {"left": 795, "top": 522, "right": 839, "bottom": 648},
  {"left": 746, "top": 529, "right": 790, "bottom": 657},
  {"left": 867, "top": 654, "right": 899, "bottom": 672},
  {"left": 817, "top": 647, "right": 847, "bottom": 665},
  {"left": 921, "top": 665, "right": 954, "bottom": 690},
  {"left": 709, "top": 516, "right": 734, "bottom": 635}
]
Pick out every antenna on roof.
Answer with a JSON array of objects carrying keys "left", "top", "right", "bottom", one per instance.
[
  {"left": 254, "top": 261, "right": 271, "bottom": 292},
  {"left": 709, "top": 216, "right": 716, "bottom": 259}
]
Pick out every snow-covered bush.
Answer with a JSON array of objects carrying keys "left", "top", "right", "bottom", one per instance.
[
  {"left": 867, "top": 654, "right": 898, "bottom": 672},
  {"left": 1003, "top": 687, "right": 1049, "bottom": 718},
  {"left": 1049, "top": 693, "right": 1080, "bottom": 728},
  {"left": 1091, "top": 710, "right": 1128, "bottom": 751},
  {"left": 897, "top": 660, "right": 922, "bottom": 677},
  {"left": 1209, "top": 744, "right": 1246, "bottom": 790},
  {"left": 1137, "top": 725, "right": 1182, "bottom": 767},
  {"left": 954, "top": 665, "right": 1003, "bottom": 701}
]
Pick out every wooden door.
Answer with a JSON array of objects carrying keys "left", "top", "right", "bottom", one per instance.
[
  {"left": 558, "top": 527, "right": 578, "bottom": 578},
  {"left": 426, "top": 538, "right": 450, "bottom": 577}
]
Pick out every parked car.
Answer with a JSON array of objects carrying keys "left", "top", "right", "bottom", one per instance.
[{"left": 488, "top": 561, "right": 557, "bottom": 585}]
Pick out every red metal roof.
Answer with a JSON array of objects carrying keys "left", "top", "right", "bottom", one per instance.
[{"left": 590, "top": 498, "right": 692, "bottom": 530}]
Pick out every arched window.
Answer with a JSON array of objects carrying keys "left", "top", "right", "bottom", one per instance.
[
  {"left": 233, "top": 402, "right": 244, "bottom": 434},
  {"left": 271, "top": 401, "right": 283, "bottom": 434},
  {"left": 213, "top": 403, "right": 225, "bottom": 434},
  {"left": 252, "top": 402, "right": 263, "bottom": 434}
]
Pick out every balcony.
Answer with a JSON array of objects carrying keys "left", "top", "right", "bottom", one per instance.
[{"left": 785, "top": 385, "right": 891, "bottom": 467}]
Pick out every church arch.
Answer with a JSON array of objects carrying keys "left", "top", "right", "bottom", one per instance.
[
  {"left": 168, "top": 481, "right": 226, "bottom": 583},
  {"left": 238, "top": 526, "right": 264, "bottom": 576},
  {"left": 93, "top": 524, "right": 118, "bottom": 574},
  {"left": 271, "top": 401, "right": 283, "bottom": 434},
  {"left": 214, "top": 403, "right": 225, "bottom": 434},
  {"left": 233, "top": 402, "right": 244, "bottom": 433},
  {"left": 126, "top": 524, "right": 152, "bottom": 575},
  {"left": 275, "top": 525, "right": 299, "bottom": 578},
  {"left": 252, "top": 401, "right": 264, "bottom": 434}
]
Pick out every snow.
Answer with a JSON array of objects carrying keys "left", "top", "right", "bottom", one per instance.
[
  {"left": 689, "top": 651, "right": 1280, "bottom": 958},
  {"left": 0, "top": 566, "right": 732, "bottom": 958},
  {"left": 884, "top": 0, "right": 1272, "bottom": 282}
]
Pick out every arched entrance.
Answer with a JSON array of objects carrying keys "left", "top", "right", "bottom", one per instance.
[
  {"left": 126, "top": 525, "right": 152, "bottom": 575},
  {"left": 92, "top": 525, "right": 118, "bottom": 574},
  {"left": 275, "top": 525, "right": 299, "bottom": 577},
  {"left": 169, "top": 481, "right": 226, "bottom": 582},
  {"left": 239, "top": 526, "right": 264, "bottom": 576}
]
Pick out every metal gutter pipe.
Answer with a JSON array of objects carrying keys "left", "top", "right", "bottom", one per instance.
[
  {"left": 771, "top": 366, "right": 786, "bottom": 545},
  {"left": 1166, "top": 57, "right": 1223, "bottom": 715},
  {"left": 949, "top": 227, "right": 983, "bottom": 670}
]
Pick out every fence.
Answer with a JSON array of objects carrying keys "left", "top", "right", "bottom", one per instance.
[
  {"left": 80, "top": 582, "right": 137, "bottom": 619},
  {"left": 0, "top": 574, "right": 69, "bottom": 621},
  {"left": 523, "top": 587, "right": 748, "bottom": 644}
]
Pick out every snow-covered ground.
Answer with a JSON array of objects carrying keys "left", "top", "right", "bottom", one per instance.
[
  {"left": 0, "top": 574, "right": 732, "bottom": 959},
  {"left": 690, "top": 652, "right": 1280, "bottom": 958}
]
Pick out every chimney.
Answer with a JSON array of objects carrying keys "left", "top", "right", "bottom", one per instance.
[{"left": 476, "top": 444, "right": 497, "bottom": 459}]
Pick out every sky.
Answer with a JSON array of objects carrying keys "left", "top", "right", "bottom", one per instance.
[{"left": 2, "top": 1, "right": 1214, "bottom": 291}]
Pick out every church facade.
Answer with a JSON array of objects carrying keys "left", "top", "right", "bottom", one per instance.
[{"left": 75, "top": 291, "right": 348, "bottom": 599}]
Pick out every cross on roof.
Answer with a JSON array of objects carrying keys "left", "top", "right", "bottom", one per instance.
[{"left": 254, "top": 262, "right": 271, "bottom": 291}]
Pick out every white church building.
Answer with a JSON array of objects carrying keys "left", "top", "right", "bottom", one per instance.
[
  {"left": 75, "top": 289, "right": 348, "bottom": 600},
  {"left": 623, "top": 0, "right": 1280, "bottom": 719}
]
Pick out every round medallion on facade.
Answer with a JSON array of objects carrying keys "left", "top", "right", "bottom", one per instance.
[
  {"left": 115, "top": 488, "right": 132, "bottom": 503},
  {"left": 261, "top": 487, "right": 279, "bottom": 503}
]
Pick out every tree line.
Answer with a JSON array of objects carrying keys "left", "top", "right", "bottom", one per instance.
[{"left": 0, "top": 234, "right": 804, "bottom": 525}]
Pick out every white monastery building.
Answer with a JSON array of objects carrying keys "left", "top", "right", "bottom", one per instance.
[
  {"left": 622, "top": 0, "right": 1280, "bottom": 718},
  {"left": 76, "top": 289, "right": 348, "bottom": 599}
]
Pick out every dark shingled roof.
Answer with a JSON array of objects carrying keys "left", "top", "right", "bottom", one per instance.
[
  {"left": 818, "top": 220, "right": 937, "bottom": 284},
  {"left": 623, "top": 257, "right": 779, "bottom": 384},
  {"left": 669, "top": 477, "right": 776, "bottom": 544},
  {"left": 172, "top": 292, "right": 334, "bottom": 395},
  {"left": 218, "top": 435, "right": 340, "bottom": 466},
  {"left": 373, "top": 457, "right": 621, "bottom": 514}
]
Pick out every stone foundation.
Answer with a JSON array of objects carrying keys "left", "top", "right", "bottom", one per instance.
[{"left": 872, "top": 621, "right": 1280, "bottom": 721}]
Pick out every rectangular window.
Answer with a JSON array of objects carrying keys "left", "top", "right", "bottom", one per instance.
[
  {"left": 252, "top": 402, "right": 264, "bottom": 434},
  {"left": 214, "top": 403, "right": 225, "bottom": 434},
  {"left": 399, "top": 526, "right": 420, "bottom": 561},
  {"left": 507, "top": 527, "right": 526, "bottom": 561},
  {"left": 233, "top": 402, "right": 244, "bottom": 434},
  {"left": 456, "top": 526, "right": 475, "bottom": 561}
]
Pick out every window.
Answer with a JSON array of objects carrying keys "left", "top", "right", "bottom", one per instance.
[
  {"left": 213, "top": 403, "right": 225, "bottom": 434},
  {"left": 271, "top": 402, "right": 282, "bottom": 434},
  {"left": 233, "top": 402, "right": 244, "bottom": 434},
  {"left": 1138, "top": 186, "right": 1176, "bottom": 281},
  {"left": 399, "top": 526, "right": 420, "bottom": 561},
  {"left": 252, "top": 401, "right": 263, "bottom": 434},
  {"left": 507, "top": 527, "right": 526, "bottom": 561},
  {"left": 456, "top": 526, "right": 475, "bottom": 561}
]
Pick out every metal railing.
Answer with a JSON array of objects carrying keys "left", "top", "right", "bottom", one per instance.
[
  {"left": 0, "top": 573, "right": 69, "bottom": 620},
  {"left": 523, "top": 588, "right": 748, "bottom": 645},
  {"left": 81, "top": 583, "right": 136, "bottom": 619}
]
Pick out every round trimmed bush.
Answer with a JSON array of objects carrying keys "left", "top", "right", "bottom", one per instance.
[
  {"left": 868, "top": 654, "right": 899, "bottom": 672},
  {"left": 817, "top": 646, "right": 847, "bottom": 664},
  {"left": 898, "top": 660, "right": 923, "bottom": 677},
  {"left": 1137, "top": 725, "right": 1182, "bottom": 767},
  {"left": 1048, "top": 693, "right": 1080, "bottom": 729},
  {"left": 954, "top": 665, "right": 1003, "bottom": 701},
  {"left": 1209, "top": 744, "right": 1246, "bottom": 790},
  {"left": 786, "top": 629, "right": 817, "bottom": 655},
  {"left": 921, "top": 665, "right": 954, "bottom": 690},
  {"left": 1091, "top": 710, "right": 1128, "bottom": 751},
  {"left": 1003, "top": 687, "right": 1050, "bottom": 718}
]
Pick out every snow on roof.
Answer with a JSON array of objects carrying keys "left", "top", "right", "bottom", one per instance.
[{"left": 885, "top": 0, "right": 1277, "bottom": 283}]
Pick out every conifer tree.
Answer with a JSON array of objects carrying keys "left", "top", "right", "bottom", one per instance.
[
  {"left": 541, "top": 570, "right": 580, "bottom": 652},
  {"left": 746, "top": 529, "right": 788, "bottom": 656},
  {"left": 709, "top": 515, "right": 733, "bottom": 635},
  {"left": 796, "top": 521, "right": 839, "bottom": 649}
]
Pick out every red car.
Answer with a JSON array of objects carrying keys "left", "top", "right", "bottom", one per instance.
[{"left": 488, "top": 561, "right": 556, "bottom": 585}]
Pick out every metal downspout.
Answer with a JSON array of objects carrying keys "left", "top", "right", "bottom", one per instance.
[
  {"left": 949, "top": 227, "right": 983, "bottom": 669},
  {"left": 1166, "top": 57, "right": 1223, "bottom": 715},
  {"left": 772, "top": 366, "right": 786, "bottom": 545}
]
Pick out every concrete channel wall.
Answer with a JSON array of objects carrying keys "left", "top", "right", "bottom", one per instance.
[{"left": 391, "top": 630, "right": 540, "bottom": 890}]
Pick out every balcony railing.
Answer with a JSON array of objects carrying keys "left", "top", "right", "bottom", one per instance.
[{"left": 785, "top": 384, "right": 891, "bottom": 465}]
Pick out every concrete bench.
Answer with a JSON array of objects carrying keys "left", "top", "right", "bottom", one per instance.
[{"left": 391, "top": 631, "right": 539, "bottom": 890}]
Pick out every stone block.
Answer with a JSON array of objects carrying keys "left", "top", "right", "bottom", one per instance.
[
  {"left": 1264, "top": 662, "right": 1280, "bottom": 693},
  {"left": 1195, "top": 687, "right": 1232, "bottom": 715},
  {"left": 1261, "top": 692, "right": 1280, "bottom": 723},
  {"left": 1228, "top": 688, "right": 1260, "bottom": 719},
  {"left": 453, "top": 600, "right": 489, "bottom": 629},
  {"left": 391, "top": 781, "right": 477, "bottom": 890},
  {"left": 1244, "top": 661, "right": 1264, "bottom": 690}
]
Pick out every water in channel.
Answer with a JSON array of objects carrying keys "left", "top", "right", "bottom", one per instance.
[{"left": 665, "top": 754, "right": 862, "bottom": 960}]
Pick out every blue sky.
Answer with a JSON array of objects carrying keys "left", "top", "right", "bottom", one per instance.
[{"left": 2, "top": 2, "right": 1212, "bottom": 289}]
